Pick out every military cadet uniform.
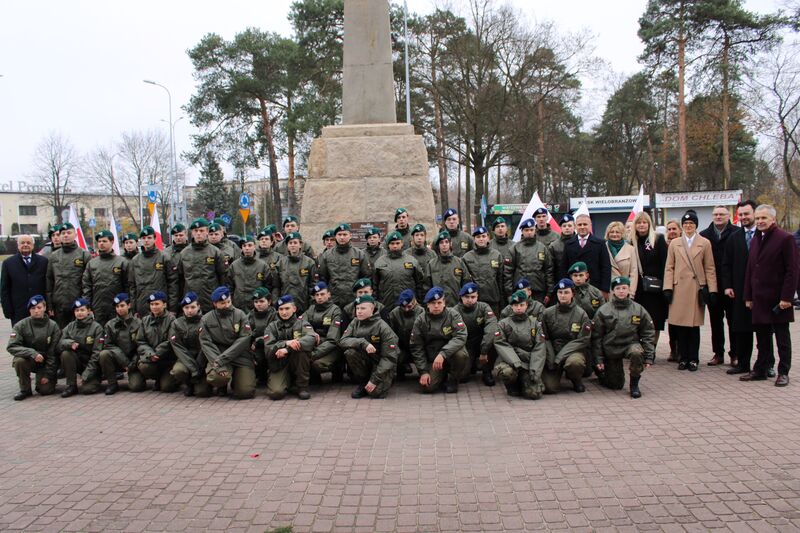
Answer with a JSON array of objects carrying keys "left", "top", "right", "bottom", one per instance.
[
  {"left": 175, "top": 219, "right": 227, "bottom": 312},
  {"left": 493, "top": 290, "right": 546, "bottom": 399},
  {"left": 592, "top": 277, "right": 656, "bottom": 398},
  {"left": 122, "top": 233, "right": 139, "bottom": 261},
  {"left": 8, "top": 295, "right": 60, "bottom": 399},
  {"left": 169, "top": 292, "right": 211, "bottom": 397},
  {"left": 200, "top": 287, "right": 256, "bottom": 399},
  {"left": 46, "top": 229, "right": 92, "bottom": 327},
  {"left": 82, "top": 232, "right": 129, "bottom": 325},
  {"left": 549, "top": 214, "right": 575, "bottom": 281},
  {"left": 136, "top": 292, "right": 178, "bottom": 392},
  {"left": 340, "top": 295, "right": 399, "bottom": 398},
  {"left": 425, "top": 232, "right": 473, "bottom": 305},
  {"left": 263, "top": 295, "right": 317, "bottom": 400},
  {"left": 209, "top": 223, "right": 241, "bottom": 267},
  {"left": 274, "top": 216, "right": 316, "bottom": 259},
  {"left": 441, "top": 208, "right": 473, "bottom": 257},
  {"left": 247, "top": 287, "right": 277, "bottom": 386},
  {"left": 364, "top": 227, "right": 386, "bottom": 266},
  {"left": 272, "top": 233, "right": 317, "bottom": 313},
  {"left": 387, "top": 289, "right": 425, "bottom": 380},
  {"left": 373, "top": 231, "right": 424, "bottom": 311},
  {"left": 227, "top": 246, "right": 269, "bottom": 311},
  {"left": 535, "top": 227, "right": 560, "bottom": 248},
  {"left": 505, "top": 219, "right": 554, "bottom": 302},
  {"left": 489, "top": 217, "right": 514, "bottom": 262},
  {"left": 303, "top": 282, "right": 344, "bottom": 381},
  {"left": 81, "top": 293, "right": 143, "bottom": 395},
  {"left": 410, "top": 287, "right": 470, "bottom": 393},
  {"left": 462, "top": 227, "right": 504, "bottom": 313},
  {"left": 58, "top": 299, "right": 104, "bottom": 397},
  {"left": 404, "top": 224, "right": 436, "bottom": 272},
  {"left": 318, "top": 224, "right": 372, "bottom": 309},
  {"left": 501, "top": 279, "right": 547, "bottom": 320},
  {"left": 574, "top": 280, "right": 604, "bottom": 319},
  {"left": 163, "top": 224, "right": 189, "bottom": 302},
  {"left": 341, "top": 279, "right": 387, "bottom": 325},
  {"left": 129, "top": 228, "right": 177, "bottom": 317},
  {"left": 455, "top": 283, "right": 498, "bottom": 385},
  {"left": 535, "top": 279, "right": 592, "bottom": 394},
  {"left": 384, "top": 208, "right": 413, "bottom": 251}
]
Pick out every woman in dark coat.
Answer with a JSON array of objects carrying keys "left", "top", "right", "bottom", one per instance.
[{"left": 631, "top": 212, "right": 668, "bottom": 346}]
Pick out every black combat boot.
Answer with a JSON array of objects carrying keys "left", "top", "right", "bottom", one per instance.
[
  {"left": 571, "top": 378, "right": 586, "bottom": 393},
  {"left": 105, "top": 383, "right": 119, "bottom": 396},
  {"left": 351, "top": 384, "right": 367, "bottom": 399},
  {"left": 14, "top": 390, "right": 32, "bottom": 401},
  {"left": 445, "top": 376, "right": 458, "bottom": 393},
  {"left": 482, "top": 370, "right": 495, "bottom": 387},
  {"left": 183, "top": 383, "right": 194, "bottom": 397},
  {"left": 629, "top": 376, "right": 641, "bottom": 399},
  {"left": 61, "top": 385, "right": 78, "bottom": 398}
]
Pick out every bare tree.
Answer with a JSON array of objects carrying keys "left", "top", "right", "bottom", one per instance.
[{"left": 31, "top": 132, "right": 81, "bottom": 223}]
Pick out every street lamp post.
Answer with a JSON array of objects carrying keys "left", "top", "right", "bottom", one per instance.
[
  {"left": 403, "top": 0, "right": 411, "bottom": 124},
  {"left": 143, "top": 79, "right": 177, "bottom": 227},
  {"left": 161, "top": 116, "right": 184, "bottom": 224}
]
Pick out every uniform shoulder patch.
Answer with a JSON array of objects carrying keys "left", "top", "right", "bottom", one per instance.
[
  {"left": 454, "top": 268, "right": 464, "bottom": 276},
  {"left": 205, "top": 257, "right": 215, "bottom": 265},
  {"left": 491, "top": 260, "right": 500, "bottom": 268},
  {"left": 538, "top": 251, "right": 545, "bottom": 261},
  {"left": 631, "top": 315, "right": 641, "bottom": 325},
  {"left": 403, "top": 262, "right": 414, "bottom": 269},
  {"left": 460, "top": 242, "right": 469, "bottom": 249},
  {"left": 351, "top": 258, "right": 360, "bottom": 266},
  {"left": 570, "top": 323, "right": 580, "bottom": 333}
]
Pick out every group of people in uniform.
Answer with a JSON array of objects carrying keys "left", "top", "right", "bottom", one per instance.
[{"left": 10, "top": 206, "right": 659, "bottom": 402}]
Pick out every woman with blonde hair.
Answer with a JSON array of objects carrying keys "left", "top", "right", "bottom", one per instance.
[
  {"left": 604, "top": 221, "right": 638, "bottom": 295},
  {"left": 630, "top": 212, "right": 668, "bottom": 350}
]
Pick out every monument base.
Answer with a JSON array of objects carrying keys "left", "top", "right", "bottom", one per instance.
[{"left": 300, "top": 123, "right": 438, "bottom": 247}]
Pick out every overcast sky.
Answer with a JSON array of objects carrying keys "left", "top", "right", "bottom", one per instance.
[{"left": 0, "top": 0, "right": 782, "bottom": 186}]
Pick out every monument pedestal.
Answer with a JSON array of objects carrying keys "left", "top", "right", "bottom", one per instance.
[{"left": 300, "top": 123, "right": 437, "bottom": 246}]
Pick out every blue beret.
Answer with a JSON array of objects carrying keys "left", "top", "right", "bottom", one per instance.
[
  {"left": 556, "top": 278, "right": 575, "bottom": 290},
  {"left": 396, "top": 289, "right": 416, "bottom": 306},
  {"left": 311, "top": 281, "right": 328, "bottom": 294},
  {"left": 73, "top": 297, "right": 90, "bottom": 309},
  {"left": 275, "top": 294, "right": 294, "bottom": 307},
  {"left": 515, "top": 278, "right": 531, "bottom": 290},
  {"left": 148, "top": 291, "right": 168, "bottom": 303},
  {"left": 210, "top": 287, "right": 230, "bottom": 303},
  {"left": 424, "top": 286, "right": 445, "bottom": 304},
  {"left": 560, "top": 213, "right": 575, "bottom": 224},
  {"left": 459, "top": 282, "right": 479, "bottom": 296},
  {"left": 519, "top": 218, "right": 535, "bottom": 229},
  {"left": 181, "top": 292, "right": 198, "bottom": 306},
  {"left": 27, "top": 294, "right": 45, "bottom": 309},
  {"left": 443, "top": 208, "right": 458, "bottom": 219},
  {"left": 533, "top": 207, "right": 548, "bottom": 216},
  {"left": 472, "top": 226, "right": 488, "bottom": 236},
  {"left": 113, "top": 293, "right": 130, "bottom": 305}
]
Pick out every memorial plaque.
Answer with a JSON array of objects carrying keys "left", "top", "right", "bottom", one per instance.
[{"left": 348, "top": 221, "right": 389, "bottom": 248}]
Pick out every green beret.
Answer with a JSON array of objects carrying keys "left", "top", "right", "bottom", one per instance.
[
  {"left": 258, "top": 227, "right": 273, "bottom": 238},
  {"left": 95, "top": 230, "right": 114, "bottom": 241},
  {"left": 213, "top": 217, "right": 226, "bottom": 228},
  {"left": 140, "top": 226, "right": 155, "bottom": 237},
  {"left": 351, "top": 278, "right": 372, "bottom": 292},
  {"left": 282, "top": 215, "right": 298, "bottom": 226},
  {"left": 386, "top": 231, "right": 402, "bottom": 243},
  {"left": 252, "top": 287, "right": 271, "bottom": 300},
  {"left": 48, "top": 224, "right": 61, "bottom": 236},
  {"left": 285, "top": 231, "right": 302, "bottom": 242},
  {"left": 567, "top": 261, "right": 588, "bottom": 275},
  {"left": 611, "top": 276, "right": 631, "bottom": 289},
  {"left": 434, "top": 231, "right": 450, "bottom": 245},
  {"left": 189, "top": 218, "right": 209, "bottom": 230},
  {"left": 123, "top": 233, "right": 138, "bottom": 242},
  {"left": 411, "top": 223, "right": 426, "bottom": 235},
  {"left": 265, "top": 224, "right": 277, "bottom": 233},
  {"left": 492, "top": 217, "right": 506, "bottom": 228},
  {"left": 241, "top": 236, "right": 256, "bottom": 244},
  {"left": 170, "top": 223, "right": 186, "bottom": 235},
  {"left": 510, "top": 290, "right": 529, "bottom": 304},
  {"left": 208, "top": 222, "right": 222, "bottom": 232},
  {"left": 60, "top": 222, "right": 75, "bottom": 231},
  {"left": 335, "top": 223, "right": 351, "bottom": 234},
  {"left": 394, "top": 207, "right": 408, "bottom": 221},
  {"left": 354, "top": 294, "right": 375, "bottom": 306},
  {"left": 365, "top": 227, "right": 381, "bottom": 237},
  {"left": 323, "top": 229, "right": 335, "bottom": 239}
]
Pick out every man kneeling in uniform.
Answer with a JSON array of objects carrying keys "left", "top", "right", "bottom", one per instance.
[
  {"left": 455, "top": 282, "right": 498, "bottom": 386},
  {"left": 247, "top": 287, "right": 276, "bottom": 387},
  {"left": 592, "top": 276, "right": 655, "bottom": 398},
  {"left": 304, "top": 281, "right": 344, "bottom": 384},
  {"left": 264, "top": 295, "right": 316, "bottom": 400},
  {"left": 170, "top": 292, "right": 211, "bottom": 397},
  {"left": 59, "top": 298, "right": 104, "bottom": 397},
  {"left": 387, "top": 289, "right": 424, "bottom": 381},
  {"left": 7, "top": 295, "right": 60, "bottom": 400},
  {"left": 536, "top": 279, "right": 592, "bottom": 394},
  {"left": 493, "top": 290, "right": 545, "bottom": 399},
  {"left": 200, "top": 286, "right": 255, "bottom": 399},
  {"left": 410, "top": 287, "right": 469, "bottom": 393},
  {"left": 340, "top": 294, "right": 399, "bottom": 399},
  {"left": 136, "top": 291, "right": 179, "bottom": 392}
]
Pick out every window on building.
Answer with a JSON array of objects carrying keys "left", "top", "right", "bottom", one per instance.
[
  {"left": 94, "top": 208, "right": 108, "bottom": 217},
  {"left": 116, "top": 207, "right": 128, "bottom": 219},
  {"left": 19, "top": 224, "right": 38, "bottom": 234},
  {"left": 19, "top": 205, "right": 37, "bottom": 216}
]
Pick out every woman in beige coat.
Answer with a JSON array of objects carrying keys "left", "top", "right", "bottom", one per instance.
[
  {"left": 605, "top": 221, "right": 639, "bottom": 295},
  {"left": 663, "top": 210, "right": 718, "bottom": 371}
]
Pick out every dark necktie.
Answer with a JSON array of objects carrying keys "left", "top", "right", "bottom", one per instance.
[
  {"left": 745, "top": 230, "right": 753, "bottom": 250},
  {"left": 23, "top": 256, "right": 31, "bottom": 268}
]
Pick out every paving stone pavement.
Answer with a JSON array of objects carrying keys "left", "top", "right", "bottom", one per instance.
[{"left": 1, "top": 318, "right": 799, "bottom": 533}]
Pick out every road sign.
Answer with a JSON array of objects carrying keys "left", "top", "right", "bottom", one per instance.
[
  {"left": 88, "top": 218, "right": 96, "bottom": 228},
  {"left": 147, "top": 190, "right": 158, "bottom": 203},
  {"left": 221, "top": 213, "right": 232, "bottom": 226},
  {"left": 239, "top": 193, "right": 251, "bottom": 209}
]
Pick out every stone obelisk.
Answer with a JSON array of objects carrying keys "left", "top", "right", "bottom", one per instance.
[{"left": 299, "top": 0, "right": 437, "bottom": 245}]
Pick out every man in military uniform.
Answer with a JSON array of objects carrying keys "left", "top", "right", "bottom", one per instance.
[
  {"left": 175, "top": 218, "right": 226, "bottom": 312},
  {"left": 80, "top": 293, "right": 142, "bottom": 395},
  {"left": 593, "top": 277, "right": 656, "bottom": 398},
  {"left": 462, "top": 226, "right": 504, "bottom": 314},
  {"left": 38, "top": 225, "right": 61, "bottom": 257},
  {"left": 535, "top": 279, "right": 592, "bottom": 394},
  {"left": 264, "top": 294, "right": 317, "bottom": 400},
  {"left": 364, "top": 228, "right": 386, "bottom": 265},
  {"left": 208, "top": 222, "right": 239, "bottom": 267},
  {"left": 227, "top": 237, "right": 269, "bottom": 311},
  {"left": 318, "top": 223, "right": 372, "bottom": 309},
  {"left": 404, "top": 224, "right": 436, "bottom": 272},
  {"left": 340, "top": 294, "right": 399, "bottom": 398},
  {"left": 169, "top": 292, "right": 211, "bottom": 397},
  {"left": 164, "top": 223, "right": 189, "bottom": 262},
  {"left": 549, "top": 214, "right": 576, "bottom": 280},
  {"left": 505, "top": 218, "right": 554, "bottom": 303},
  {"left": 373, "top": 231, "right": 424, "bottom": 312},
  {"left": 275, "top": 216, "right": 316, "bottom": 258},
  {"left": 441, "top": 208, "right": 473, "bottom": 257},
  {"left": 493, "top": 290, "right": 545, "bottom": 399},
  {"left": 303, "top": 281, "right": 344, "bottom": 384},
  {"left": 7, "top": 295, "right": 60, "bottom": 400},
  {"left": 122, "top": 233, "right": 139, "bottom": 261},
  {"left": 410, "top": 287, "right": 470, "bottom": 393},
  {"left": 272, "top": 232, "right": 316, "bottom": 313},
  {"left": 320, "top": 229, "right": 336, "bottom": 257},
  {"left": 58, "top": 298, "right": 104, "bottom": 397},
  {"left": 490, "top": 217, "right": 513, "bottom": 261},
  {"left": 136, "top": 291, "right": 178, "bottom": 392},
  {"left": 247, "top": 287, "right": 276, "bottom": 387},
  {"left": 129, "top": 226, "right": 177, "bottom": 317},
  {"left": 388, "top": 289, "right": 424, "bottom": 380},
  {"left": 200, "top": 286, "right": 255, "bottom": 399},
  {"left": 533, "top": 207, "right": 559, "bottom": 247},
  {"left": 82, "top": 230, "right": 128, "bottom": 325},
  {"left": 46, "top": 222, "right": 92, "bottom": 328},
  {"left": 455, "top": 282, "right": 498, "bottom": 386},
  {"left": 569, "top": 261, "right": 604, "bottom": 319},
  {"left": 342, "top": 278, "right": 387, "bottom": 324},
  {"left": 501, "top": 278, "right": 546, "bottom": 321},
  {"left": 388, "top": 207, "right": 413, "bottom": 250},
  {"left": 425, "top": 231, "right": 472, "bottom": 305}
]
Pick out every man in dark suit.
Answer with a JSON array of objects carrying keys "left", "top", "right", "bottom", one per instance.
[
  {"left": 701, "top": 205, "right": 737, "bottom": 366},
  {"left": 722, "top": 201, "right": 757, "bottom": 375},
  {"left": 1, "top": 235, "right": 49, "bottom": 325},
  {"left": 743, "top": 204, "right": 799, "bottom": 387},
  {"left": 561, "top": 214, "right": 612, "bottom": 297}
]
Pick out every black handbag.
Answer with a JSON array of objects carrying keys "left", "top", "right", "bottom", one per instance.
[{"left": 635, "top": 244, "right": 663, "bottom": 293}]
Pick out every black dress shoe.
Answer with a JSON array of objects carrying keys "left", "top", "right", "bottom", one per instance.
[
  {"left": 297, "top": 389, "right": 311, "bottom": 400},
  {"left": 767, "top": 368, "right": 776, "bottom": 378},
  {"left": 351, "top": 385, "right": 367, "bottom": 399},
  {"left": 678, "top": 362, "right": 688, "bottom": 370},
  {"left": 481, "top": 372, "right": 495, "bottom": 387},
  {"left": 572, "top": 380, "right": 586, "bottom": 393},
  {"left": 14, "top": 390, "right": 32, "bottom": 401},
  {"left": 505, "top": 382, "right": 521, "bottom": 397},
  {"left": 688, "top": 362, "right": 698, "bottom": 372},
  {"left": 105, "top": 383, "right": 119, "bottom": 395},
  {"left": 445, "top": 380, "right": 458, "bottom": 393},
  {"left": 775, "top": 374, "right": 790, "bottom": 387},
  {"left": 726, "top": 367, "right": 748, "bottom": 375},
  {"left": 61, "top": 386, "right": 78, "bottom": 398}
]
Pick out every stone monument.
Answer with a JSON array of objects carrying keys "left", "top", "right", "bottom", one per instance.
[{"left": 299, "top": 0, "right": 437, "bottom": 246}]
